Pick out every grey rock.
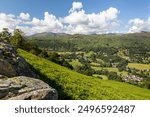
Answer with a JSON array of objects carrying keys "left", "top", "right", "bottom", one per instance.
[
  {"left": 9, "top": 88, "right": 58, "bottom": 100},
  {"left": 0, "top": 74, "right": 7, "bottom": 79},
  {"left": 0, "top": 76, "right": 58, "bottom": 100},
  {"left": 0, "top": 40, "right": 35, "bottom": 77}
]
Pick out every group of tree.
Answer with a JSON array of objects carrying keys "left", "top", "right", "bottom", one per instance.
[
  {"left": 95, "top": 69, "right": 122, "bottom": 81},
  {"left": 75, "top": 64, "right": 95, "bottom": 76}
]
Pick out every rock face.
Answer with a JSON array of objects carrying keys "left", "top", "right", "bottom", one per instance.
[
  {"left": 0, "top": 38, "right": 58, "bottom": 100},
  {"left": 0, "top": 40, "right": 35, "bottom": 77},
  {"left": 0, "top": 76, "right": 58, "bottom": 100}
]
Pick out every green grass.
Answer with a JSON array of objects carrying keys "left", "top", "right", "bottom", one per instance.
[
  {"left": 92, "top": 67, "right": 119, "bottom": 72},
  {"left": 92, "top": 66, "right": 102, "bottom": 71},
  {"left": 18, "top": 49, "right": 150, "bottom": 100},
  {"left": 90, "top": 62, "right": 100, "bottom": 67},
  {"left": 93, "top": 74, "right": 108, "bottom": 80},
  {"left": 75, "top": 51, "right": 85, "bottom": 54},
  {"left": 117, "top": 50, "right": 130, "bottom": 60},
  {"left": 104, "top": 68, "right": 128, "bottom": 75},
  {"left": 96, "top": 59, "right": 104, "bottom": 63},
  {"left": 128, "top": 63, "right": 150, "bottom": 70},
  {"left": 69, "top": 59, "right": 83, "bottom": 68},
  {"left": 105, "top": 68, "right": 119, "bottom": 72},
  {"left": 100, "top": 75, "right": 108, "bottom": 80},
  {"left": 85, "top": 51, "right": 95, "bottom": 57},
  {"left": 57, "top": 52, "right": 72, "bottom": 55},
  {"left": 92, "top": 67, "right": 128, "bottom": 75}
]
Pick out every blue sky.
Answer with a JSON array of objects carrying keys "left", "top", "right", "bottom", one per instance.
[{"left": 0, "top": 0, "right": 150, "bottom": 35}]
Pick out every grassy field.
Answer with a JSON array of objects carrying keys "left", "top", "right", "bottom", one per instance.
[
  {"left": 92, "top": 67, "right": 119, "bottom": 72},
  {"left": 117, "top": 50, "right": 130, "bottom": 60},
  {"left": 57, "top": 51, "right": 85, "bottom": 55},
  {"left": 92, "top": 66, "right": 102, "bottom": 71},
  {"left": 128, "top": 63, "right": 150, "bottom": 70},
  {"left": 105, "top": 68, "right": 119, "bottom": 72},
  {"left": 93, "top": 74, "right": 108, "bottom": 80},
  {"left": 57, "top": 52, "right": 72, "bottom": 55},
  {"left": 90, "top": 62, "right": 100, "bottom": 67},
  {"left": 18, "top": 49, "right": 150, "bottom": 100},
  {"left": 69, "top": 59, "right": 83, "bottom": 68},
  {"left": 105, "top": 68, "right": 128, "bottom": 75},
  {"left": 92, "top": 67, "right": 128, "bottom": 75}
]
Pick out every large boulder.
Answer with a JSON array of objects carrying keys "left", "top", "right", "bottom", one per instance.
[
  {"left": 0, "top": 76, "right": 58, "bottom": 100},
  {"left": 0, "top": 40, "right": 35, "bottom": 77}
]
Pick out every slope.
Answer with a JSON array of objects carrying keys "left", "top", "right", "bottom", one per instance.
[
  {"left": 18, "top": 49, "right": 150, "bottom": 100},
  {"left": 27, "top": 32, "right": 150, "bottom": 51}
]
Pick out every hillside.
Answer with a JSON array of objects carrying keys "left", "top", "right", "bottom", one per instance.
[
  {"left": 18, "top": 49, "right": 150, "bottom": 100},
  {"left": 27, "top": 32, "right": 150, "bottom": 51}
]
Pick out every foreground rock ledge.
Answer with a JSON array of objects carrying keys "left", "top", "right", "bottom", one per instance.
[
  {"left": 0, "top": 40, "right": 36, "bottom": 77},
  {"left": 0, "top": 76, "right": 58, "bottom": 100}
]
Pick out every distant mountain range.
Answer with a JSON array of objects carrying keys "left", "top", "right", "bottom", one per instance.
[
  {"left": 29, "top": 31, "right": 150, "bottom": 37},
  {"left": 30, "top": 32, "right": 68, "bottom": 37}
]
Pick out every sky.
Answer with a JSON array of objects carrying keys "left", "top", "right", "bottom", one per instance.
[{"left": 0, "top": 0, "right": 150, "bottom": 35}]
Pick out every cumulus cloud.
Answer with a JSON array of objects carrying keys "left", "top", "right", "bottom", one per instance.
[
  {"left": 0, "top": 13, "right": 20, "bottom": 32},
  {"left": 69, "top": 2, "right": 83, "bottom": 13},
  {"left": 63, "top": 7, "right": 120, "bottom": 34},
  {"left": 19, "top": 12, "right": 30, "bottom": 20},
  {"left": 63, "top": 10, "right": 89, "bottom": 25},
  {"left": 0, "top": 2, "right": 121, "bottom": 35},
  {"left": 128, "top": 18, "right": 150, "bottom": 33},
  {"left": 17, "top": 12, "right": 63, "bottom": 35}
]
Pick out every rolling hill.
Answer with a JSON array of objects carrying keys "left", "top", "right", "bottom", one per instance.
[
  {"left": 27, "top": 32, "right": 150, "bottom": 52},
  {"left": 18, "top": 49, "right": 150, "bottom": 100}
]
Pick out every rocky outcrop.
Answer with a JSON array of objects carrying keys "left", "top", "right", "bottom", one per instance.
[
  {"left": 0, "top": 38, "right": 58, "bottom": 100},
  {"left": 0, "top": 40, "right": 35, "bottom": 77},
  {"left": 0, "top": 76, "right": 58, "bottom": 100}
]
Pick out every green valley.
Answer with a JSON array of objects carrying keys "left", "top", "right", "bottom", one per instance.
[{"left": 27, "top": 32, "right": 150, "bottom": 89}]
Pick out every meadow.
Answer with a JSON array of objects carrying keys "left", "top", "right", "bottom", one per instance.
[{"left": 128, "top": 63, "right": 150, "bottom": 71}]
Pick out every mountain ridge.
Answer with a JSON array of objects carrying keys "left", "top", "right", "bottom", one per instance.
[{"left": 28, "top": 31, "right": 150, "bottom": 37}]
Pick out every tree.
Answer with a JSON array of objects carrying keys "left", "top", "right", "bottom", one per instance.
[
  {"left": 75, "top": 64, "right": 94, "bottom": 76},
  {"left": 39, "top": 49, "right": 49, "bottom": 58},
  {"left": 0, "top": 28, "right": 11, "bottom": 42},
  {"left": 10, "top": 29, "right": 24, "bottom": 48}
]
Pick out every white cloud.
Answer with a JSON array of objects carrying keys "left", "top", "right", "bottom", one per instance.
[
  {"left": 19, "top": 12, "right": 30, "bottom": 20},
  {"left": 128, "top": 18, "right": 150, "bottom": 33},
  {"left": 32, "top": 17, "right": 43, "bottom": 26},
  {"left": 43, "top": 12, "right": 63, "bottom": 29},
  {"left": 63, "top": 7, "right": 120, "bottom": 34},
  {"left": 0, "top": 2, "right": 121, "bottom": 35},
  {"left": 19, "top": 12, "right": 63, "bottom": 35},
  {"left": 0, "top": 13, "right": 20, "bottom": 32},
  {"left": 63, "top": 10, "right": 89, "bottom": 25},
  {"left": 129, "top": 18, "right": 144, "bottom": 26},
  {"left": 69, "top": 2, "right": 83, "bottom": 13}
]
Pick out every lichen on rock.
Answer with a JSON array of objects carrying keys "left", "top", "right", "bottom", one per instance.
[{"left": 0, "top": 76, "right": 58, "bottom": 100}]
